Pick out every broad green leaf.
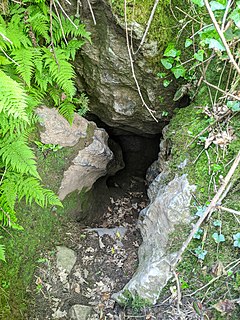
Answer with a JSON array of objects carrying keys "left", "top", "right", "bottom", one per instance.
[
  {"left": 210, "top": 1, "right": 226, "bottom": 11},
  {"left": 213, "top": 220, "right": 222, "bottom": 227},
  {"left": 171, "top": 65, "right": 186, "bottom": 79},
  {"left": 194, "top": 49, "right": 204, "bottom": 61},
  {"left": 163, "top": 43, "right": 180, "bottom": 58},
  {"left": 233, "top": 233, "right": 240, "bottom": 248},
  {"left": 191, "top": 0, "right": 204, "bottom": 7},
  {"left": 212, "top": 232, "right": 225, "bottom": 243},
  {"left": 227, "top": 101, "right": 240, "bottom": 111},
  {"left": 163, "top": 79, "right": 171, "bottom": 87},
  {"left": 161, "top": 58, "right": 173, "bottom": 70},
  {"left": 185, "top": 38, "right": 193, "bottom": 48},
  {"left": 206, "top": 38, "right": 225, "bottom": 51},
  {"left": 230, "top": 8, "right": 240, "bottom": 28}
]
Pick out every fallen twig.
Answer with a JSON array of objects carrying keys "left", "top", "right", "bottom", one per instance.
[
  {"left": 218, "top": 205, "right": 240, "bottom": 216},
  {"left": 203, "top": 80, "right": 240, "bottom": 101},
  {"left": 203, "top": 0, "right": 240, "bottom": 75},
  {"left": 172, "top": 150, "right": 240, "bottom": 268}
]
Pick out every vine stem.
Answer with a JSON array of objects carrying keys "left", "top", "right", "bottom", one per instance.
[
  {"left": 123, "top": 0, "right": 158, "bottom": 122},
  {"left": 172, "top": 150, "right": 240, "bottom": 268},
  {"left": 203, "top": 0, "right": 240, "bottom": 75}
]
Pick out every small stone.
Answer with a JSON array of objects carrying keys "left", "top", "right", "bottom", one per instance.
[
  {"left": 69, "top": 305, "right": 93, "bottom": 320},
  {"left": 56, "top": 246, "right": 77, "bottom": 274}
]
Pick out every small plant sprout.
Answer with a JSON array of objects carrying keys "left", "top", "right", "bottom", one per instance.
[
  {"left": 193, "top": 228, "right": 204, "bottom": 239},
  {"left": 194, "top": 246, "right": 207, "bottom": 260},
  {"left": 195, "top": 205, "right": 207, "bottom": 217},
  {"left": 212, "top": 232, "right": 225, "bottom": 244},
  {"left": 233, "top": 233, "right": 240, "bottom": 248},
  {"left": 213, "top": 220, "right": 222, "bottom": 227}
]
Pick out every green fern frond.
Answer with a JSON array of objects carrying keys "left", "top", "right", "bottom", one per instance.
[
  {"left": 0, "top": 173, "right": 17, "bottom": 211},
  {"left": 17, "top": 176, "right": 63, "bottom": 208},
  {"left": 27, "top": 10, "right": 50, "bottom": 43},
  {"left": 0, "top": 69, "right": 29, "bottom": 122},
  {"left": 64, "top": 39, "right": 85, "bottom": 60},
  {"left": 6, "top": 15, "right": 31, "bottom": 49},
  {"left": 43, "top": 48, "right": 76, "bottom": 97},
  {"left": 58, "top": 100, "right": 76, "bottom": 124},
  {"left": 0, "top": 135, "right": 40, "bottom": 179},
  {"left": 12, "top": 47, "right": 34, "bottom": 86},
  {"left": 0, "top": 239, "right": 6, "bottom": 262}
]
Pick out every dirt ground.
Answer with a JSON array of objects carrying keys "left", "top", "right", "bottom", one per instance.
[{"left": 28, "top": 177, "right": 203, "bottom": 320}]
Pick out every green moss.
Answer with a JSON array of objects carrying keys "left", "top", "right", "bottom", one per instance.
[{"left": 119, "top": 290, "right": 152, "bottom": 312}]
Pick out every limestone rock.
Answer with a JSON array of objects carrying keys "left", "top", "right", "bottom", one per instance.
[
  {"left": 113, "top": 174, "right": 195, "bottom": 304},
  {"left": 56, "top": 246, "right": 77, "bottom": 274},
  {"left": 69, "top": 305, "right": 93, "bottom": 320},
  {"left": 58, "top": 127, "right": 113, "bottom": 200},
  {"left": 71, "top": 0, "right": 178, "bottom": 135},
  {"left": 36, "top": 106, "right": 88, "bottom": 147},
  {"left": 36, "top": 106, "right": 114, "bottom": 200}
]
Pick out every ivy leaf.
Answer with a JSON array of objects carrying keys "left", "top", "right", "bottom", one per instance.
[
  {"left": 193, "top": 228, "right": 204, "bottom": 239},
  {"left": 194, "top": 49, "right": 204, "bottom": 61},
  {"left": 194, "top": 246, "right": 207, "bottom": 260},
  {"left": 230, "top": 8, "right": 240, "bottom": 28},
  {"left": 212, "top": 232, "right": 225, "bottom": 243},
  {"left": 210, "top": 1, "right": 226, "bottom": 11},
  {"left": 191, "top": 0, "right": 204, "bottom": 7},
  {"left": 227, "top": 101, "right": 240, "bottom": 111},
  {"left": 161, "top": 58, "right": 174, "bottom": 70},
  {"left": 213, "top": 220, "right": 222, "bottom": 227},
  {"left": 233, "top": 233, "right": 240, "bottom": 248},
  {"left": 163, "top": 79, "right": 171, "bottom": 87},
  {"left": 163, "top": 43, "right": 180, "bottom": 57},
  {"left": 206, "top": 38, "right": 225, "bottom": 51},
  {"left": 185, "top": 38, "right": 193, "bottom": 48},
  {"left": 171, "top": 65, "right": 186, "bottom": 79},
  {"left": 157, "top": 72, "right": 166, "bottom": 78}
]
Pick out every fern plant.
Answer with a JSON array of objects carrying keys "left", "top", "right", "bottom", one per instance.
[{"left": 0, "top": 0, "right": 90, "bottom": 261}]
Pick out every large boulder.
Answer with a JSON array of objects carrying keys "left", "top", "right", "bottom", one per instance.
[
  {"left": 113, "top": 174, "right": 195, "bottom": 304},
  {"left": 36, "top": 106, "right": 113, "bottom": 200},
  {"left": 71, "top": 0, "right": 178, "bottom": 135}
]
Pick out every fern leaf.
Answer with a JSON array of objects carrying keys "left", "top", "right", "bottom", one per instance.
[
  {"left": 0, "top": 241, "right": 6, "bottom": 262},
  {"left": 17, "top": 176, "right": 63, "bottom": 208},
  {"left": 0, "top": 135, "right": 40, "bottom": 179},
  {"left": 0, "top": 69, "right": 29, "bottom": 122},
  {"left": 58, "top": 100, "right": 76, "bottom": 124},
  {"left": 64, "top": 39, "right": 85, "bottom": 60},
  {"left": 27, "top": 10, "right": 50, "bottom": 43},
  {"left": 12, "top": 47, "right": 34, "bottom": 86}
]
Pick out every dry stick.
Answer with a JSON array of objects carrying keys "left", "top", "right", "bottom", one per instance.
[
  {"left": 203, "top": 0, "right": 240, "bottom": 75},
  {"left": 218, "top": 205, "right": 240, "bottom": 216},
  {"left": 221, "top": 0, "right": 232, "bottom": 32},
  {"left": 203, "top": 80, "right": 240, "bottom": 101},
  {"left": 55, "top": 0, "right": 78, "bottom": 29},
  {"left": 173, "top": 270, "right": 182, "bottom": 315},
  {"left": 133, "top": 0, "right": 159, "bottom": 55},
  {"left": 172, "top": 150, "right": 240, "bottom": 268},
  {"left": 86, "top": 0, "right": 96, "bottom": 25},
  {"left": 123, "top": 0, "right": 158, "bottom": 122},
  {"left": 53, "top": 0, "right": 68, "bottom": 45}
]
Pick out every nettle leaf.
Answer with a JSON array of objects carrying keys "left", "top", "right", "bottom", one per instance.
[
  {"left": 161, "top": 58, "right": 174, "bottom": 69},
  {"left": 230, "top": 8, "right": 240, "bottom": 28},
  {"left": 163, "top": 43, "right": 180, "bottom": 58},
  {"left": 206, "top": 38, "right": 225, "bottom": 51},
  {"left": 210, "top": 1, "right": 226, "bottom": 11},
  {"left": 194, "top": 246, "right": 207, "bottom": 260},
  {"left": 185, "top": 38, "right": 193, "bottom": 48},
  {"left": 171, "top": 65, "right": 186, "bottom": 79},
  {"left": 227, "top": 101, "right": 240, "bottom": 111},
  {"left": 212, "top": 232, "right": 225, "bottom": 243},
  {"left": 233, "top": 233, "right": 240, "bottom": 248},
  {"left": 191, "top": 0, "right": 204, "bottom": 7},
  {"left": 194, "top": 49, "right": 204, "bottom": 61}
]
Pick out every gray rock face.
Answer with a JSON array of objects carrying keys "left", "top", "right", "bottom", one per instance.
[
  {"left": 113, "top": 174, "right": 195, "bottom": 304},
  {"left": 58, "top": 128, "right": 113, "bottom": 200},
  {"left": 56, "top": 246, "right": 77, "bottom": 274},
  {"left": 69, "top": 305, "right": 93, "bottom": 320},
  {"left": 36, "top": 106, "right": 113, "bottom": 200},
  {"left": 73, "top": 0, "right": 177, "bottom": 135}
]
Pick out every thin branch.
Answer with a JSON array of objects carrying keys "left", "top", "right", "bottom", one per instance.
[
  {"left": 0, "top": 32, "right": 12, "bottom": 44},
  {"left": 0, "top": 47, "right": 19, "bottom": 66},
  {"left": 203, "top": 80, "right": 240, "bottom": 101},
  {"left": 52, "top": 0, "right": 68, "bottom": 45},
  {"left": 86, "top": 0, "right": 96, "bottom": 25},
  {"left": 218, "top": 205, "right": 240, "bottom": 216},
  {"left": 123, "top": 0, "right": 158, "bottom": 122},
  {"left": 133, "top": 0, "right": 159, "bottom": 55},
  {"left": 172, "top": 150, "right": 240, "bottom": 268},
  {"left": 55, "top": 0, "right": 78, "bottom": 29},
  {"left": 203, "top": 0, "right": 240, "bottom": 75},
  {"left": 221, "top": 0, "right": 232, "bottom": 32}
]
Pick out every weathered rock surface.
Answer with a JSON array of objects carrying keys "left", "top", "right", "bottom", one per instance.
[
  {"left": 36, "top": 106, "right": 113, "bottom": 200},
  {"left": 56, "top": 246, "right": 77, "bottom": 274},
  {"left": 113, "top": 174, "right": 195, "bottom": 304},
  {"left": 69, "top": 304, "right": 93, "bottom": 320},
  {"left": 71, "top": 0, "right": 178, "bottom": 135}
]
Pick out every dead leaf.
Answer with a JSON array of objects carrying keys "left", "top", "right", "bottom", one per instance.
[
  {"left": 213, "top": 299, "right": 235, "bottom": 314},
  {"left": 211, "top": 261, "right": 225, "bottom": 277}
]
